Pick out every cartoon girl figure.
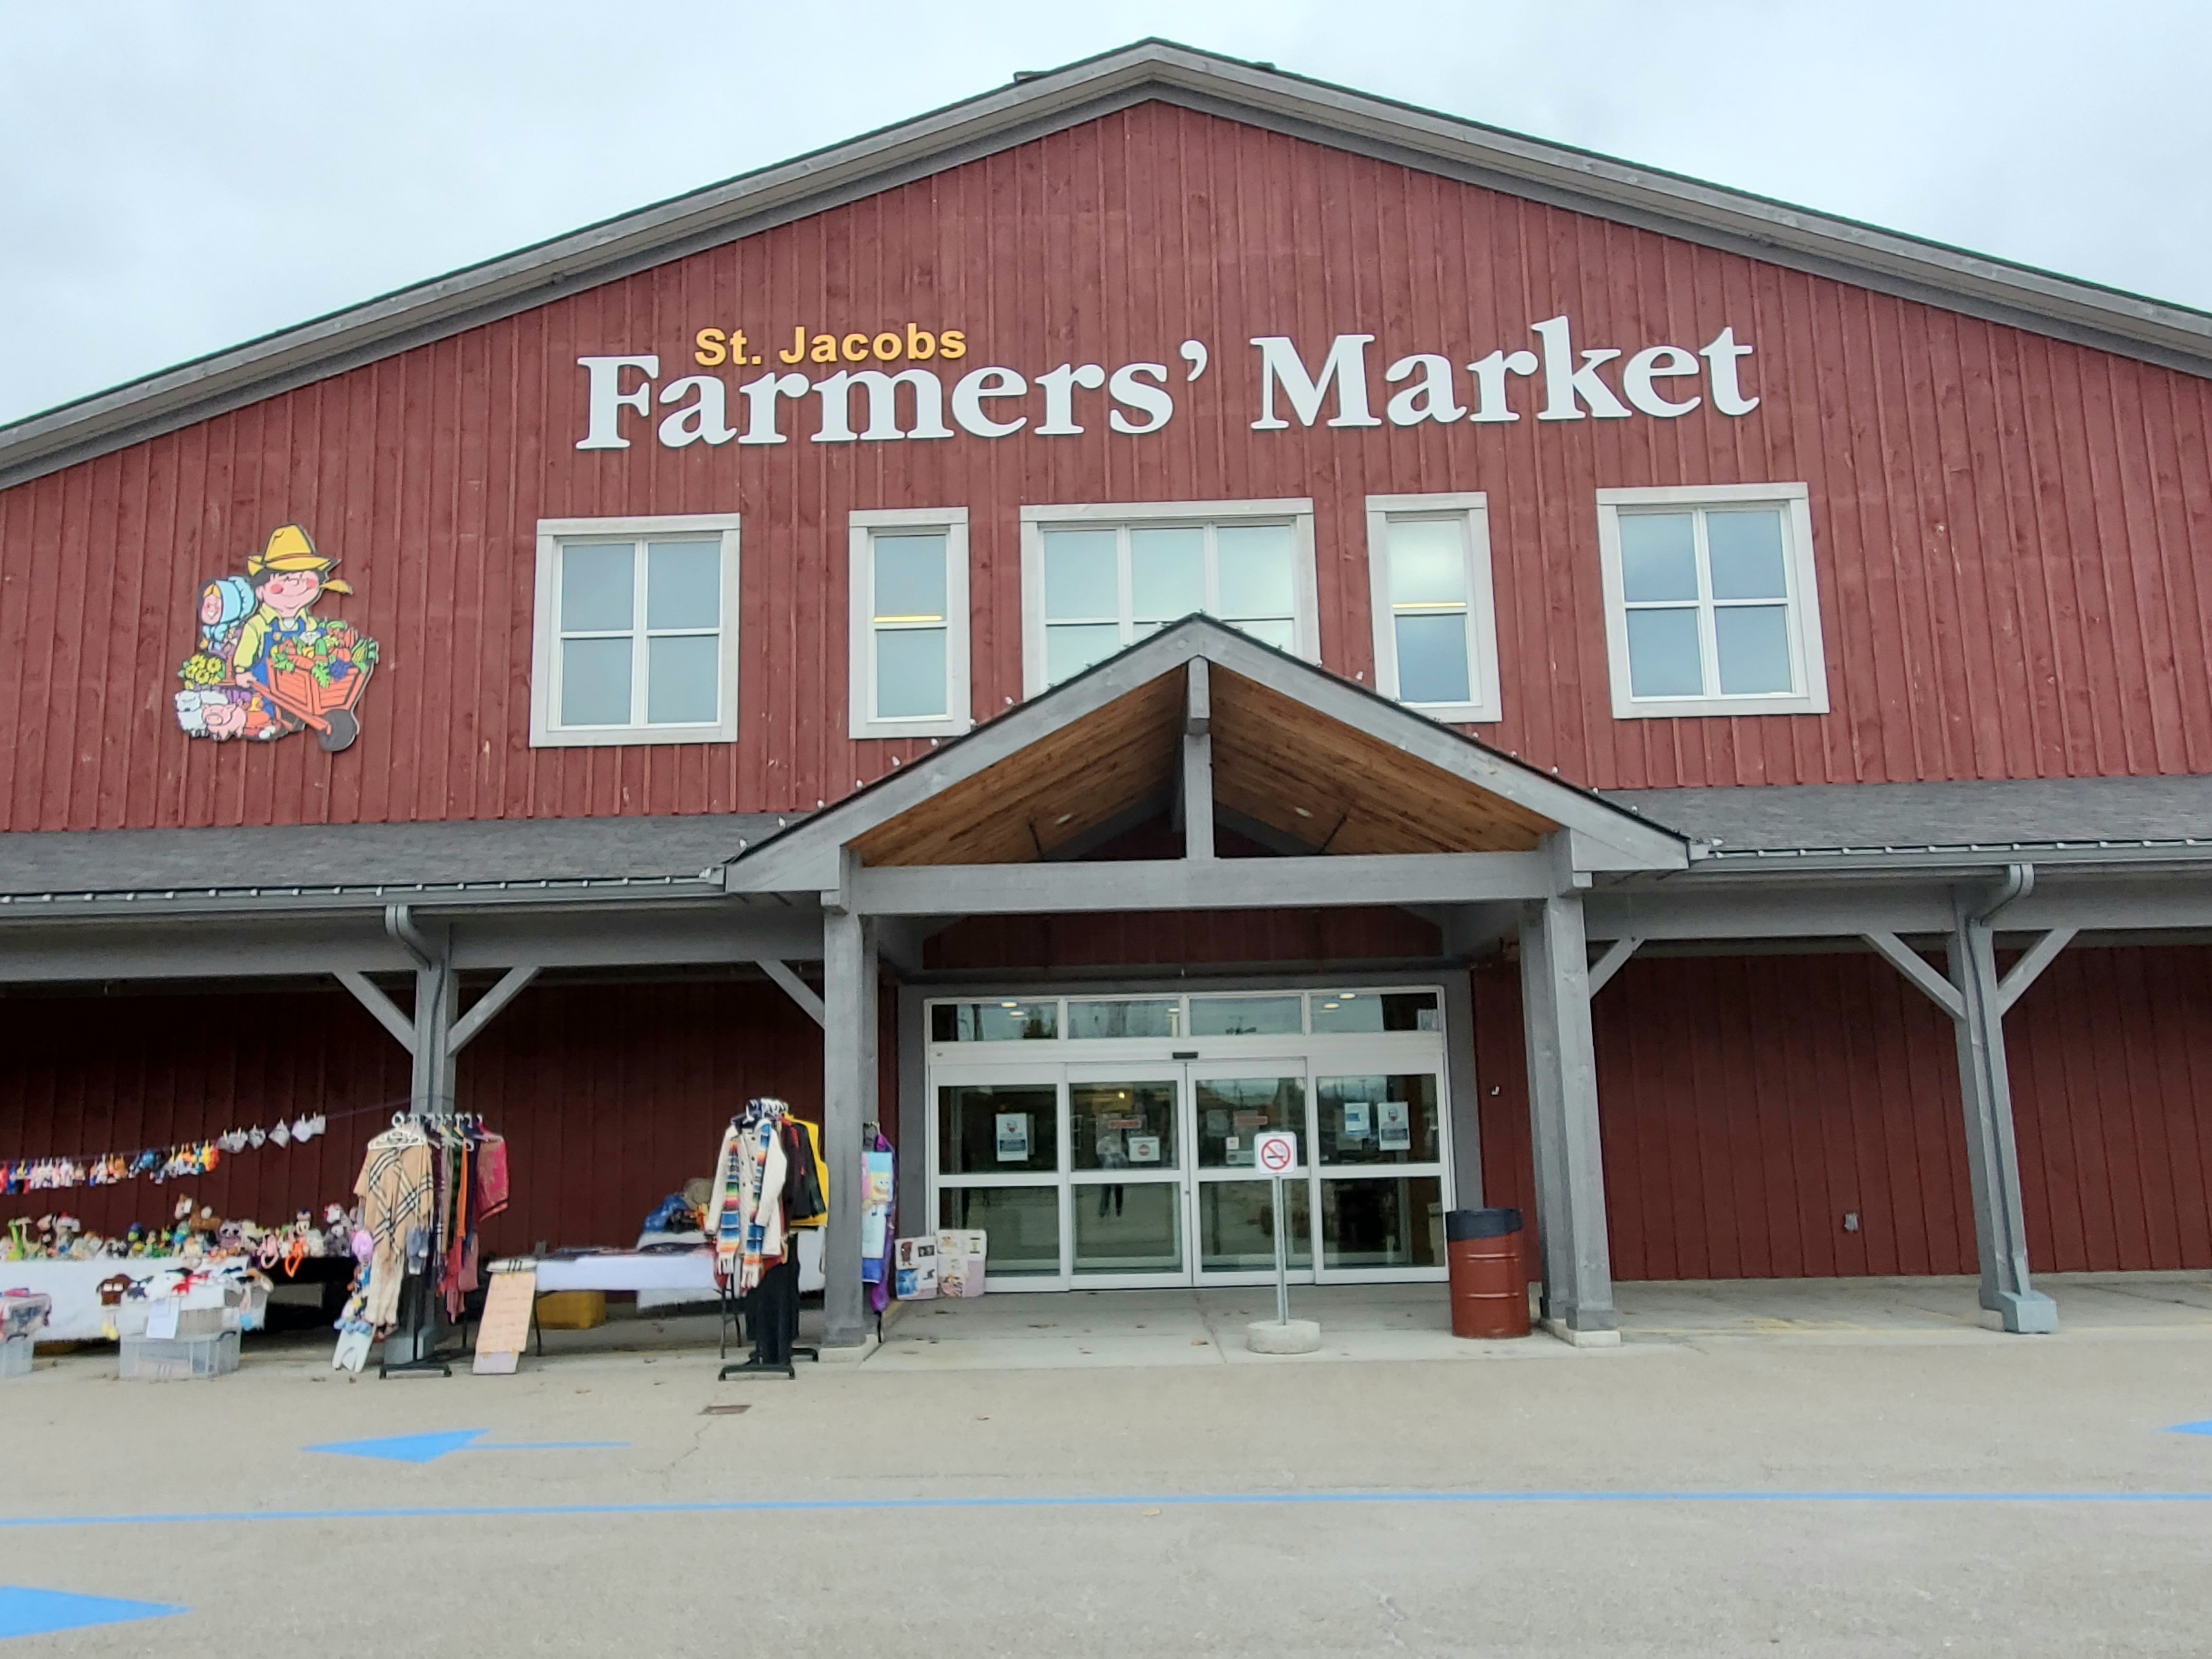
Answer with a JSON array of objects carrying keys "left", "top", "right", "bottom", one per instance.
[{"left": 175, "top": 575, "right": 278, "bottom": 740}]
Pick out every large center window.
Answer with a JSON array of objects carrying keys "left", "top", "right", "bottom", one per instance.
[{"left": 1018, "top": 500, "right": 1317, "bottom": 694}]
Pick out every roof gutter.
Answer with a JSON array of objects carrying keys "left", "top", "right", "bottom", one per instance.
[{"left": 1971, "top": 861, "right": 2033, "bottom": 924}]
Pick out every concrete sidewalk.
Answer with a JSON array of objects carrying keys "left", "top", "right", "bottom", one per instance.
[{"left": 866, "top": 1269, "right": 2212, "bottom": 1370}]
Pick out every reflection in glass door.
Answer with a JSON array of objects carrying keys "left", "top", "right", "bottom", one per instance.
[
  {"left": 1190, "top": 1067, "right": 1312, "bottom": 1277},
  {"left": 1067, "top": 1072, "right": 1183, "bottom": 1278}
]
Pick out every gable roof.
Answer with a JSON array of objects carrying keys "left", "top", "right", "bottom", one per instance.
[
  {"left": 720, "top": 616, "right": 1690, "bottom": 894},
  {"left": 3, "top": 40, "right": 2210, "bottom": 493}
]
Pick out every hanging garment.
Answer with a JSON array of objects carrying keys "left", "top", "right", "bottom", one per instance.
[
  {"left": 354, "top": 1124, "right": 434, "bottom": 1328},
  {"left": 475, "top": 1131, "right": 510, "bottom": 1223},
  {"left": 780, "top": 1118, "right": 828, "bottom": 1230}
]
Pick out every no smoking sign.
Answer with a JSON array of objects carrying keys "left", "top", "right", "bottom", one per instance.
[{"left": 1254, "top": 1131, "right": 1298, "bottom": 1175}]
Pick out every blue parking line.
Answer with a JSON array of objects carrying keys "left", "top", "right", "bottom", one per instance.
[{"left": 3, "top": 1489, "right": 2212, "bottom": 1530}]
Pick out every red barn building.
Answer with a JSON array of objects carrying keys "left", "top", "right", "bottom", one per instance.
[{"left": 3, "top": 41, "right": 2209, "bottom": 1346}]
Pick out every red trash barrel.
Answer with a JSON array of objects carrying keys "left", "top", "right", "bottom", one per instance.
[{"left": 1445, "top": 1207, "right": 1530, "bottom": 1339}]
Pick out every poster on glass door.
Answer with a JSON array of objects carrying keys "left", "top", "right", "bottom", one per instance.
[
  {"left": 1378, "top": 1100, "right": 1411, "bottom": 1152},
  {"left": 995, "top": 1113, "right": 1031, "bottom": 1161}
]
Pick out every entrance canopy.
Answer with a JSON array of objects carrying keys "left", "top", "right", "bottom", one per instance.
[{"left": 722, "top": 617, "right": 1691, "bottom": 913}]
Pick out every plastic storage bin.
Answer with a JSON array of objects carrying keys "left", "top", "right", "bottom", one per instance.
[
  {"left": 0, "top": 1333, "right": 31, "bottom": 1378},
  {"left": 118, "top": 1330, "right": 240, "bottom": 1381}
]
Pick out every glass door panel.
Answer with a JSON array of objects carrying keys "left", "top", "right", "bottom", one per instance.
[
  {"left": 1194, "top": 1073, "right": 1305, "bottom": 1168},
  {"left": 938, "top": 1081, "right": 1058, "bottom": 1176},
  {"left": 1318, "top": 1174, "right": 1444, "bottom": 1269},
  {"left": 1068, "top": 1073, "right": 1185, "bottom": 1280},
  {"left": 1197, "top": 1178, "right": 1313, "bottom": 1272},
  {"left": 1313, "top": 1072, "right": 1441, "bottom": 1166},
  {"left": 941, "top": 1185, "right": 1062, "bottom": 1278}
]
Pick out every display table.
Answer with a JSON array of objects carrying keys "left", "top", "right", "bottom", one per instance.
[
  {"left": 529, "top": 1249, "right": 720, "bottom": 1294},
  {"left": 0, "top": 1259, "right": 267, "bottom": 1342}
]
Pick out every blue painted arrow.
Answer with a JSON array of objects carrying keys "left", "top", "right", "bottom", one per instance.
[
  {"left": 0, "top": 1586, "right": 184, "bottom": 1639},
  {"left": 2167, "top": 1420, "right": 2212, "bottom": 1436},
  {"left": 305, "top": 1429, "right": 625, "bottom": 1464}
]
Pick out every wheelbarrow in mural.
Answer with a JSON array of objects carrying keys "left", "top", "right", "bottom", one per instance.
[{"left": 174, "top": 525, "right": 380, "bottom": 751}]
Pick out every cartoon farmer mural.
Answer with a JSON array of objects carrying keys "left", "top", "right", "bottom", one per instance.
[{"left": 174, "top": 524, "right": 379, "bottom": 751}]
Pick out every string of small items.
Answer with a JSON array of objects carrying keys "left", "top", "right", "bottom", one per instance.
[{"left": 1, "top": 1096, "right": 409, "bottom": 1194}]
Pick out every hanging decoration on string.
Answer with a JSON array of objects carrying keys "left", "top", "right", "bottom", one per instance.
[{"left": 1, "top": 1114, "right": 332, "bottom": 1196}]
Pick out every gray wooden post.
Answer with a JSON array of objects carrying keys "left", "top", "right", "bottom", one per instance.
[
  {"left": 821, "top": 872, "right": 878, "bottom": 1347},
  {"left": 1947, "top": 893, "right": 2060, "bottom": 1334},
  {"left": 1518, "top": 891, "right": 1619, "bottom": 1344}
]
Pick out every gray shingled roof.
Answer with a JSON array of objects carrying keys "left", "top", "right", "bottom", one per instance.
[
  {"left": 0, "top": 813, "right": 787, "bottom": 897},
  {"left": 1605, "top": 775, "right": 2212, "bottom": 852}
]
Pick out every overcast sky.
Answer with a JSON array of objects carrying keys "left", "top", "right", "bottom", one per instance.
[{"left": 2, "top": 1, "right": 2206, "bottom": 426}]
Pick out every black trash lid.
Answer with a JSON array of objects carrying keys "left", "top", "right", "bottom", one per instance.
[{"left": 1445, "top": 1206, "right": 1523, "bottom": 1240}]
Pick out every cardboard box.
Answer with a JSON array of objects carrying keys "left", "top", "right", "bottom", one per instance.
[
  {"left": 534, "top": 1289, "right": 606, "bottom": 1329},
  {"left": 893, "top": 1236, "right": 938, "bottom": 1301},
  {"left": 938, "top": 1229, "right": 988, "bottom": 1298}
]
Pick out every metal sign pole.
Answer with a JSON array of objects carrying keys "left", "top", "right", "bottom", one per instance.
[{"left": 1273, "top": 1173, "right": 1289, "bottom": 1327}]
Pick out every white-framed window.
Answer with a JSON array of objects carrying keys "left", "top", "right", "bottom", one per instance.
[
  {"left": 1018, "top": 499, "right": 1318, "bottom": 696},
  {"left": 1364, "top": 493, "right": 1502, "bottom": 723},
  {"left": 848, "top": 507, "right": 971, "bottom": 740},
  {"left": 1595, "top": 483, "right": 1829, "bottom": 719},
  {"left": 529, "top": 515, "right": 741, "bottom": 747}
]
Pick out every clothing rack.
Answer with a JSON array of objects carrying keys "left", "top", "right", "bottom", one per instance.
[
  {"left": 373, "top": 1110, "right": 492, "bottom": 1380},
  {"left": 710, "top": 1098, "right": 824, "bottom": 1382}
]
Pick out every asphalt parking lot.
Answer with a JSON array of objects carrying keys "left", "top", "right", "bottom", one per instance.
[{"left": 4, "top": 1279, "right": 2211, "bottom": 1656}]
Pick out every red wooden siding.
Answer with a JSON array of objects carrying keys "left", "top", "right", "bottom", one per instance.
[
  {"left": 1, "top": 976, "right": 892, "bottom": 1257},
  {"left": 3, "top": 102, "right": 2210, "bottom": 833},
  {"left": 1474, "top": 944, "right": 2212, "bottom": 1280}
]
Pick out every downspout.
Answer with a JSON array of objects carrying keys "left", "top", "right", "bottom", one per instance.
[
  {"left": 1971, "top": 862, "right": 2033, "bottom": 924},
  {"left": 385, "top": 902, "right": 436, "bottom": 967}
]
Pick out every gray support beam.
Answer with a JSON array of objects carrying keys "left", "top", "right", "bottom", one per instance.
[
  {"left": 1586, "top": 935, "right": 1643, "bottom": 995},
  {"left": 334, "top": 969, "right": 417, "bottom": 1052},
  {"left": 820, "top": 866, "right": 878, "bottom": 1347},
  {"left": 447, "top": 962, "right": 540, "bottom": 1055},
  {"left": 1862, "top": 930, "right": 1965, "bottom": 1019},
  {"left": 757, "top": 959, "right": 827, "bottom": 1028},
  {"left": 1518, "top": 892, "right": 1618, "bottom": 1344},
  {"left": 852, "top": 850, "right": 1554, "bottom": 915},
  {"left": 896, "top": 980, "right": 928, "bottom": 1231},
  {"left": 1441, "top": 968, "right": 1483, "bottom": 1211},
  {"left": 1947, "top": 890, "right": 2060, "bottom": 1334},
  {"left": 385, "top": 906, "right": 457, "bottom": 1118},
  {"left": 1997, "top": 927, "right": 2077, "bottom": 1015},
  {"left": 1183, "top": 660, "right": 1215, "bottom": 861}
]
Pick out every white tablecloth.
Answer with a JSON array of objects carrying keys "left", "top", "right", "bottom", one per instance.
[
  {"left": 0, "top": 1260, "right": 219, "bottom": 1342},
  {"left": 510, "top": 1230, "right": 822, "bottom": 1299}
]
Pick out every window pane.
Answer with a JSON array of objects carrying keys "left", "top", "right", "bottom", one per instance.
[
  {"left": 874, "top": 626, "right": 948, "bottom": 719},
  {"left": 1042, "top": 528, "right": 1119, "bottom": 619},
  {"left": 1070, "top": 1080, "right": 1178, "bottom": 1172},
  {"left": 873, "top": 533, "right": 947, "bottom": 621},
  {"left": 937, "top": 1082, "right": 1058, "bottom": 1176},
  {"left": 1714, "top": 605, "right": 1794, "bottom": 695},
  {"left": 647, "top": 633, "right": 718, "bottom": 724},
  {"left": 1625, "top": 607, "right": 1704, "bottom": 697},
  {"left": 939, "top": 1185, "right": 1059, "bottom": 1277},
  {"left": 930, "top": 1000, "right": 1059, "bottom": 1041},
  {"left": 1617, "top": 513, "right": 1697, "bottom": 602},
  {"left": 560, "top": 543, "right": 633, "bottom": 632},
  {"left": 1194, "top": 1075, "right": 1305, "bottom": 1169},
  {"left": 1386, "top": 518, "right": 1466, "bottom": 606},
  {"left": 1706, "top": 509, "right": 1788, "bottom": 600},
  {"left": 1188, "top": 995, "right": 1303, "bottom": 1036},
  {"left": 1228, "top": 616, "right": 1296, "bottom": 652},
  {"left": 1065, "top": 998, "right": 1180, "bottom": 1039},
  {"left": 1320, "top": 1176, "right": 1443, "bottom": 1268},
  {"left": 1394, "top": 612, "right": 1471, "bottom": 705},
  {"left": 560, "top": 636, "right": 632, "bottom": 725},
  {"left": 1215, "top": 522, "right": 1296, "bottom": 617},
  {"left": 1074, "top": 1182, "right": 1181, "bottom": 1275},
  {"left": 1198, "top": 1179, "right": 1311, "bottom": 1271},
  {"left": 1310, "top": 991, "right": 1440, "bottom": 1034},
  {"left": 1315, "top": 1073, "right": 1440, "bottom": 1166},
  {"left": 646, "top": 541, "right": 720, "bottom": 629},
  {"left": 1130, "top": 527, "right": 1205, "bottom": 621},
  {"left": 1045, "top": 622, "right": 1121, "bottom": 685}
]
